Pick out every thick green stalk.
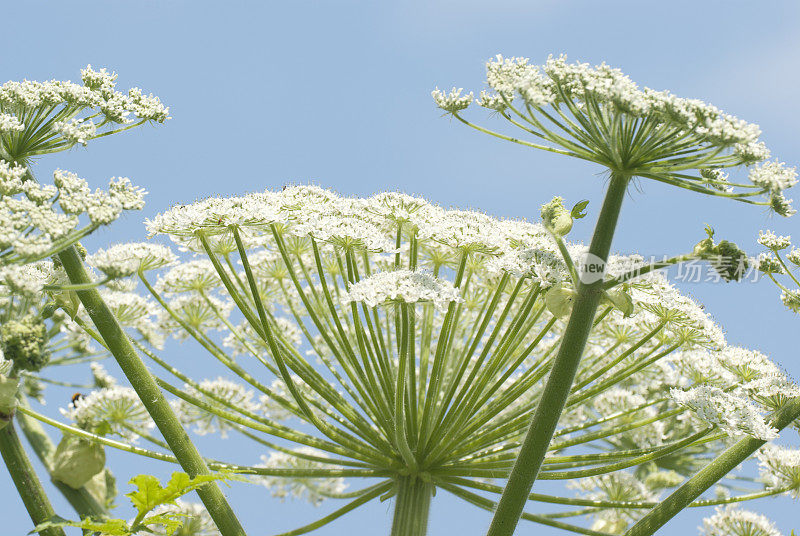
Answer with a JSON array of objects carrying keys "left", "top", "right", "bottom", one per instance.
[
  {"left": 391, "top": 476, "right": 434, "bottom": 536},
  {"left": 487, "top": 172, "right": 629, "bottom": 536},
  {"left": 0, "top": 421, "right": 66, "bottom": 536},
  {"left": 624, "top": 396, "right": 800, "bottom": 536},
  {"left": 56, "top": 246, "right": 247, "bottom": 536},
  {"left": 15, "top": 397, "right": 107, "bottom": 519}
]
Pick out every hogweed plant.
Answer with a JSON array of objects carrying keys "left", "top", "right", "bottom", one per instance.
[
  {"left": 17, "top": 183, "right": 796, "bottom": 536},
  {"left": 0, "top": 67, "right": 246, "bottom": 536},
  {"left": 432, "top": 54, "right": 799, "bottom": 535},
  {"left": 2, "top": 57, "right": 799, "bottom": 536}
]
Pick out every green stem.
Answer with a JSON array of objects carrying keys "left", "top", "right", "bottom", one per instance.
[
  {"left": 0, "top": 421, "right": 66, "bottom": 536},
  {"left": 390, "top": 476, "right": 434, "bottom": 536},
  {"left": 624, "top": 396, "right": 800, "bottom": 536},
  {"left": 56, "top": 246, "right": 247, "bottom": 536},
  {"left": 486, "top": 172, "right": 629, "bottom": 536}
]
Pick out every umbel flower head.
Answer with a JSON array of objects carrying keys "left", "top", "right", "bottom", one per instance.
[
  {"left": 755, "top": 229, "right": 800, "bottom": 314},
  {"left": 700, "top": 505, "right": 783, "bottom": 536},
  {"left": 0, "top": 166, "right": 147, "bottom": 266},
  {"left": 63, "top": 184, "right": 799, "bottom": 534},
  {"left": 434, "top": 54, "right": 796, "bottom": 215},
  {"left": 0, "top": 65, "right": 168, "bottom": 163}
]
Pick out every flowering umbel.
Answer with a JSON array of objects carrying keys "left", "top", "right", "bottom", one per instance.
[
  {"left": 31, "top": 185, "right": 796, "bottom": 535},
  {"left": 0, "top": 65, "right": 168, "bottom": 163},
  {"left": 434, "top": 54, "right": 796, "bottom": 215}
]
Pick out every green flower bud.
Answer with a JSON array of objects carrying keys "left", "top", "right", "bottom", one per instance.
[
  {"left": 711, "top": 240, "right": 749, "bottom": 282},
  {"left": 692, "top": 225, "right": 716, "bottom": 257},
  {"left": 545, "top": 285, "right": 577, "bottom": 318},
  {"left": 691, "top": 226, "right": 749, "bottom": 282},
  {"left": 540, "top": 197, "right": 573, "bottom": 236},
  {"left": 51, "top": 434, "right": 106, "bottom": 489},
  {"left": 0, "top": 314, "right": 50, "bottom": 372}
]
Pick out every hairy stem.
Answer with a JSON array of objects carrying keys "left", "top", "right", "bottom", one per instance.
[
  {"left": 56, "top": 246, "right": 247, "bottom": 536},
  {"left": 0, "top": 421, "right": 66, "bottom": 536},
  {"left": 624, "top": 396, "right": 800, "bottom": 536},
  {"left": 391, "top": 476, "right": 434, "bottom": 536},
  {"left": 487, "top": 172, "right": 629, "bottom": 536}
]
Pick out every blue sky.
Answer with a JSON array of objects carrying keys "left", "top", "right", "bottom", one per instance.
[{"left": 2, "top": 1, "right": 799, "bottom": 534}]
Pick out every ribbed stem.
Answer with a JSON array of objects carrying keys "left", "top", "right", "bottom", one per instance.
[
  {"left": 56, "top": 246, "right": 247, "bottom": 536},
  {"left": 625, "top": 396, "right": 800, "bottom": 536},
  {"left": 0, "top": 421, "right": 66, "bottom": 536},
  {"left": 487, "top": 172, "right": 630, "bottom": 536},
  {"left": 390, "top": 476, "right": 433, "bottom": 536}
]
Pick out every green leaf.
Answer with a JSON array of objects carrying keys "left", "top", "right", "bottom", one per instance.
[
  {"left": 604, "top": 288, "right": 634, "bottom": 317},
  {"left": 137, "top": 513, "right": 185, "bottom": 535},
  {"left": 570, "top": 200, "right": 589, "bottom": 219},
  {"left": 30, "top": 515, "right": 130, "bottom": 535},
  {"left": 126, "top": 471, "right": 232, "bottom": 518},
  {"left": 544, "top": 286, "right": 577, "bottom": 318}
]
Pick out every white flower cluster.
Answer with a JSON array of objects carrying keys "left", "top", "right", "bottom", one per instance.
[
  {"left": 87, "top": 242, "right": 177, "bottom": 279},
  {"left": 173, "top": 378, "right": 261, "bottom": 437},
  {"left": 0, "top": 64, "right": 168, "bottom": 124},
  {"left": 749, "top": 161, "right": 798, "bottom": 194},
  {"left": 756, "top": 443, "right": 800, "bottom": 498},
  {"left": 0, "top": 159, "right": 27, "bottom": 195},
  {"left": 126, "top": 185, "right": 797, "bottom": 527},
  {"left": 670, "top": 385, "right": 778, "bottom": 440},
  {"left": 155, "top": 259, "right": 219, "bottom": 293},
  {"left": 256, "top": 447, "right": 347, "bottom": 506},
  {"left": 435, "top": 54, "right": 797, "bottom": 214},
  {"left": 0, "top": 261, "right": 55, "bottom": 299},
  {"left": 61, "top": 386, "right": 155, "bottom": 440},
  {"left": 756, "top": 230, "right": 800, "bottom": 312},
  {"left": 758, "top": 230, "right": 792, "bottom": 251},
  {"left": 90, "top": 362, "right": 117, "bottom": 389},
  {"left": 464, "top": 54, "right": 765, "bottom": 150},
  {"left": 431, "top": 87, "right": 473, "bottom": 113},
  {"left": 700, "top": 506, "right": 783, "bottom": 536},
  {"left": 0, "top": 112, "right": 24, "bottom": 133},
  {"left": 150, "top": 500, "right": 219, "bottom": 536},
  {"left": 157, "top": 293, "right": 232, "bottom": 337},
  {"left": 0, "top": 166, "right": 147, "bottom": 263},
  {"left": 53, "top": 118, "right": 97, "bottom": 146},
  {"left": 569, "top": 472, "right": 659, "bottom": 533},
  {"left": 147, "top": 186, "right": 570, "bottom": 286},
  {"left": 341, "top": 269, "right": 463, "bottom": 311}
]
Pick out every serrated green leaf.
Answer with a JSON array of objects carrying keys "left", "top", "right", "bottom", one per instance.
[
  {"left": 138, "top": 513, "right": 185, "bottom": 535},
  {"left": 30, "top": 515, "right": 130, "bottom": 535},
  {"left": 126, "top": 471, "right": 231, "bottom": 518},
  {"left": 570, "top": 200, "right": 589, "bottom": 219}
]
